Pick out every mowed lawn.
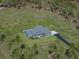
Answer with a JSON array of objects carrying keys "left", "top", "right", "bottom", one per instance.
[{"left": 0, "top": 8, "right": 79, "bottom": 59}]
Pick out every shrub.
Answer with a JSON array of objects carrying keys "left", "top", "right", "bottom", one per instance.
[
  {"left": 73, "top": 20, "right": 77, "bottom": 23},
  {"left": 20, "top": 44, "right": 25, "bottom": 50},
  {"left": 76, "top": 26, "right": 79, "bottom": 29},
  {"left": 0, "top": 33, "right": 6, "bottom": 41}
]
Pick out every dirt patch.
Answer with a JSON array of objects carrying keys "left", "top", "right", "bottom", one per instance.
[
  {"left": 0, "top": 7, "right": 4, "bottom": 10},
  {"left": 0, "top": 42, "right": 13, "bottom": 59}
]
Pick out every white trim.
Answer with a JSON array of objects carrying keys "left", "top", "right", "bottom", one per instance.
[{"left": 50, "top": 31, "right": 58, "bottom": 35}]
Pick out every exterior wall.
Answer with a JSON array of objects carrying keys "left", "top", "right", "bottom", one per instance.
[{"left": 32, "top": 34, "right": 46, "bottom": 38}]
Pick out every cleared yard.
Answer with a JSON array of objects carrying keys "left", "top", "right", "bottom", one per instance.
[{"left": 0, "top": 8, "right": 79, "bottom": 59}]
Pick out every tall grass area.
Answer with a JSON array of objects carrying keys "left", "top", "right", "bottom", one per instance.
[{"left": 0, "top": 8, "right": 79, "bottom": 59}]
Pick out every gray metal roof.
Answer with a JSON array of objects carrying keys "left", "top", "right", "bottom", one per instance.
[
  {"left": 24, "top": 26, "right": 51, "bottom": 37},
  {"left": 24, "top": 29, "right": 33, "bottom": 37}
]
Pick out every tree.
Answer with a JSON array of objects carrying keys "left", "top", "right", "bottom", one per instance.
[
  {"left": 32, "top": 44, "right": 39, "bottom": 55},
  {"left": 0, "top": 33, "right": 6, "bottom": 41},
  {"left": 15, "top": 35, "right": 21, "bottom": 42},
  {"left": 64, "top": 49, "right": 72, "bottom": 59},
  {"left": 70, "top": 48, "right": 79, "bottom": 59},
  {"left": 76, "top": 26, "right": 79, "bottom": 29},
  {"left": 73, "top": 20, "right": 77, "bottom": 23},
  {"left": 20, "top": 44, "right": 25, "bottom": 50},
  {"left": 20, "top": 54, "right": 25, "bottom": 59},
  {"left": 11, "top": 48, "right": 17, "bottom": 59}
]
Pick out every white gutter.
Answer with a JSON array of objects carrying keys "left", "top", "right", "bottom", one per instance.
[{"left": 50, "top": 31, "right": 58, "bottom": 35}]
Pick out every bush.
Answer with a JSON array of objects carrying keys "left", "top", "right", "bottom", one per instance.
[
  {"left": 73, "top": 20, "right": 77, "bottom": 23},
  {"left": 0, "top": 33, "right": 6, "bottom": 41},
  {"left": 76, "top": 26, "right": 79, "bottom": 29}
]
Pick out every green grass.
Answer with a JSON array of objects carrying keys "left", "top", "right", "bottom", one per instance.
[{"left": 0, "top": 8, "right": 79, "bottom": 59}]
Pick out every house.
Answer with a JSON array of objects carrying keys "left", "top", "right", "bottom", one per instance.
[{"left": 23, "top": 26, "right": 51, "bottom": 39}]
